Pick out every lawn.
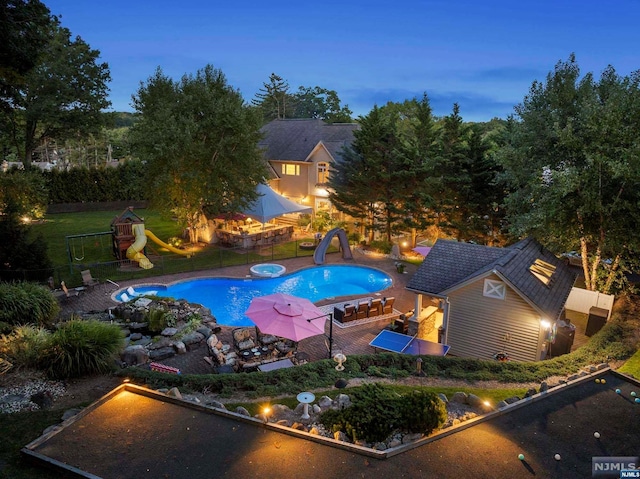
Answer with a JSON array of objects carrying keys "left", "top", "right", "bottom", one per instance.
[
  {"left": 617, "top": 348, "right": 640, "bottom": 379},
  {"left": 28, "top": 209, "right": 319, "bottom": 287}
]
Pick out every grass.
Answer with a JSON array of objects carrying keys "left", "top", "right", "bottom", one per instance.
[
  {"left": 27, "top": 209, "right": 321, "bottom": 287},
  {"left": 226, "top": 384, "right": 529, "bottom": 417},
  {"left": 617, "top": 349, "right": 640, "bottom": 379}
]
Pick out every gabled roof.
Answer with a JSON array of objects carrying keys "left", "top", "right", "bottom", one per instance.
[
  {"left": 259, "top": 119, "right": 358, "bottom": 163},
  {"left": 406, "top": 237, "right": 577, "bottom": 320}
]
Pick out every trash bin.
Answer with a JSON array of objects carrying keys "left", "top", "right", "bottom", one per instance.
[
  {"left": 437, "top": 326, "right": 445, "bottom": 343},
  {"left": 550, "top": 319, "right": 576, "bottom": 357},
  {"left": 586, "top": 307, "right": 608, "bottom": 337}
]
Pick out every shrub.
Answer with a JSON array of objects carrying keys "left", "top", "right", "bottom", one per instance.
[
  {"left": 369, "top": 240, "right": 393, "bottom": 254},
  {"left": 40, "top": 319, "right": 124, "bottom": 378},
  {"left": 319, "top": 383, "right": 446, "bottom": 443},
  {"left": 145, "top": 308, "right": 176, "bottom": 333},
  {"left": 0, "top": 325, "right": 52, "bottom": 369},
  {"left": 0, "top": 282, "right": 60, "bottom": 327}
]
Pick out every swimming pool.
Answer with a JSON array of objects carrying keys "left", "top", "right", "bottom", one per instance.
[{"left": 116, "top": 265, "right": 393, "bottom": 327}]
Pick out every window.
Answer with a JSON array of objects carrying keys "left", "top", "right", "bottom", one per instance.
[
  {"left": 483, "top": 279, "right": 506, "bottom": 300},
  {"left": 281, "top": 163, "right": 300, "bottom": 176},
  {"left": 317, "top": 162, "right": 328, "bottom": 183},
  {"left": 529, "top": 259, "right": 556, "bottom": 286}
]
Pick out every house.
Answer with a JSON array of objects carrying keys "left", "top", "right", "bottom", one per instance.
[
  {"left": 259, "top": 119, "right": 358, "bottom": 215},
  {"left": 406, "top": 237, "right": 577, "bottom": 361}
]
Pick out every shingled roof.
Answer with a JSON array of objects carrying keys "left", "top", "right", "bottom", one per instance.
[
  {"left": 259, "top": 119, "right": 358, "bottom": 162},
  {"left": 406, "top": 237, "right": 577, "bottom": 320}
]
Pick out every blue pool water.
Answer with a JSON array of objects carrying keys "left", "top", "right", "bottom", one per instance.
[{"left": 118, "top": 265, "right": 393, "bottom": 327}]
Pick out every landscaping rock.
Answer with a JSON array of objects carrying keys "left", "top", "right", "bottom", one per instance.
[
  {"left": 318, "top": 396, "right": 333, "bottom": 409},
  {"left": 539, "top": 381, "right": 549, "bottom": 392},
  {"left": 129, "top": 332, "right": 142, "bottom": 341},
  {"left": 334, "top": 431, "right": 348, "bottom": 442},
  {"left": 597, "top": 363, "right": 609, "bottom": 370},
  {"left": 206, "top": 400, "right": 226, "bottom": 409},
  {"left": 166, "top": 387, "right": 182, "bottom": 399},
  {"left": 451, "top": 392, "right": 468, "bottom": 403},
  {"left": 121, "top": 345, "right": 149, "bottom": 366},
  {"left": 148, "top": 346, "right": 175, "bottom": 361},
  {"left": 466, "top": 394, "right": 484, "bottom": 408},
  {"left": 496, "top": 400, "right": 509, "bottom": 409},
  {"left": 30, "top": 391, "right": 53, "bottom": 409},
  {"left": 181, "top": 331, "right": 205, "bottom": 346},
  {"left": 524, "top": 388, "right": 537, "bottom": 398},
  {"left": 335, "top": 393, "right": 351, "bottom": 409},
  {"left": 148, "top": 337, "right": 172, "bottom": 350},
  {"left": 437, "top": 393, "right": 448, "bottom": 403},
  {"left": 235, "top": 406, "right": 250, "bottom": 417},
  {"left": 174, "top": 341, "right": 187, "bottom": 354},
  {"left": 161, "top": 327, "right": 178, "bottom": 337}
]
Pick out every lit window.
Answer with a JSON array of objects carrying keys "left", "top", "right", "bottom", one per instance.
[
  {"left": 281, "top": 164, "right": 300, "bottom": 176},
  {"left": 483, "top": 279, "right": 506, "bottom": 300},
  {"left": 317, "top": 162, "right": 328, "bottom": 183},
  {"left": 529, "top": 259, "right": 556, "bottom": 286}
]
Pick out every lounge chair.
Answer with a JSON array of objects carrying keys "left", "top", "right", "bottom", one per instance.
[
  {"left": 334, "top": 304, "right": 356, "bottom": 323},
  {"left": 382, "top": 297, "right": 395, "bottom": 314},
  {"left": 356, "top": 301, "right": 369, "bottom": 320},
  {"left": 60, "top": 281, "right": 79, "bottom": 299},
  {"left": 368, "top": 298, "right": 383, "bottom": 317},
  {"left": 81, "top": 269, "right": 100, "bottom": 288}
]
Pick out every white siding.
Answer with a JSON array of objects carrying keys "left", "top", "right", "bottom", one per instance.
[{"left": 446, "top": 274, "right": 544, "bottom": 362}]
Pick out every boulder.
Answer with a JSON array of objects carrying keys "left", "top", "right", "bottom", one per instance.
[
  {"left": 121, "top": 345, "right": 149, "bottom": 366},
  {"left": 335, "top": 393, "right": 351, "bottom": 409},
  {"left": 148, "top": 346, "right": 175, "bottom": 361},
  {"left": 174, "top": 341, "right": 187, "bottom": 354},
  {"left": 451, "top": 392, "right": 468, "bottom": 403},
  {"left": 181, "top": 331, "right": 205, "bottom": 346},
  {"left": 161, "top": 327, "right": 178, "bottom": 337},
  {"left": 148, "top": 337, "right": 172, "bottom": 350},
  {"left": 235, "top": 406, "right": 250, "bottom": 417},
  {"left": 318, "top": 396, "right": 333, "bottom": 409},
  {"left": 467, "top": 394, "right": 484, "bottom": 408},
  {"left": 166, "top": 387, "right": 182, "bottom": 399}
]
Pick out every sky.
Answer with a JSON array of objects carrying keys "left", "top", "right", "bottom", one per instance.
[{"left": 45, "top": 0, "right": 639, "bottom": 122}]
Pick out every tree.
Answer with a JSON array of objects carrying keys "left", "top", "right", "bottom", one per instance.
[
  {"left": 0, "top": 195, "right": 53, "bottom": 282},
  {"left": 498, "top": 55, "right": 640, "bottom": 292},
  {"left": 130, "top": 65, "right": 268, "bottom": 242},
  {"left": 3, "top": 16, "right": 110, "bottom": 165},
  {"left": 292, "top": 86, "right": 352, "bottom": 123},
  {"left": 0, "top": 166, "right": 48, "bottom": 219},
  {"left": 330, "top": 103, "right": 433, "bottom": 243},
  {"left": 251, "top": 73, "right": 292, "bottom": 121}
]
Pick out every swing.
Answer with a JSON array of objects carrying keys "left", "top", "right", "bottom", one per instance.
[{"left": 72, "top": 237, "right": 85, "bottom": 261}]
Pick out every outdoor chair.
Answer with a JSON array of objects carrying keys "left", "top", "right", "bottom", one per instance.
[
  {"left": 232, "top": 327, "right": 256, "bottom": 352},
  {"left": 60, "top": 281, "right": 79, "bottom": 299},
  {"left": 368, "top": 298, "right": 383, "bottom": 317},
  {"left": 356, "top": 301, "right": 369, "bottom": 320},
  {"left": 382, "top": 297, "right": 395, "bottom": 314},
  {"left": 334, "top": 304, "right": 356, "bottom": 323},
  {"left": 81, "top": 269, "right": 100, "bottom": 288},
  {"left": 255, "top": 326, "right": 278, "bottom": 346}
]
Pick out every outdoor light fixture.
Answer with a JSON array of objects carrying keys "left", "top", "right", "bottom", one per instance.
[
  {"left": 540, "top": 319, "right": 551, "bottom": 330},
  {"left": 262, "top": 406, "right": 271, "bottom": 423}
]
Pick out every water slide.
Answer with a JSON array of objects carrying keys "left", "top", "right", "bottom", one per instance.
[
  {"left": 313, "top": 227, "right": 353, "bottom": 265},
  {"left": 126, "top": 224, "right": 192, "bottom": 269}
]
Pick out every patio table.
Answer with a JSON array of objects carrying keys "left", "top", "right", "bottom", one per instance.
[{"left": 258, "top": 358, "right": 294, "bottom": 372}]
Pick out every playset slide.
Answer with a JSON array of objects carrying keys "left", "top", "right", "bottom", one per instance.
[
  {"left": 126, "top": 224, "right": 191, "bottom": 269},
  {"left": 313, "top": 227, "right": 353, "bottom": 265}
]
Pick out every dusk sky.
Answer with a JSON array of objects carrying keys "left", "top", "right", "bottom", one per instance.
[{"left": 45, "top": 0, "right": 639, "bottom": 122}]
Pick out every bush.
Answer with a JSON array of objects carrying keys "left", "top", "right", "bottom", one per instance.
[
  {"left": 145, "top": 308, "right": 176, "bottom": 333},
  {"left": 0, "top": 282, "right": 59, "bottom": 327},
  {"left": 369, "top": 240, "right": 393, "bottom": 254},
  {"left": 319, "top": 383, "right": 446, "bottom": 443},
  {"left": 0, "top": 325, "right": 52, "bottom": 369},
  {"left": 40, "top": 319, "right": 124, "bottom": 378}
]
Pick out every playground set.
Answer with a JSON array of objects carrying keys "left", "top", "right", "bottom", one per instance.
[{"left": 65, "top": 207, "right": 192, "bottom": 271}]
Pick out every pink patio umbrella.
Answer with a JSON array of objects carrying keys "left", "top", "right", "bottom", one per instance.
[{"left": 245, "top": 292, "right": 327, "bottom": 342}]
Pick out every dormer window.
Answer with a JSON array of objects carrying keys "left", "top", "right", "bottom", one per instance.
[
  {"left": 529, "top": 259, "right": 556, "bottom": 286},
  {"left": 483, "top": 279, "right": 506, "bottom": 300}
]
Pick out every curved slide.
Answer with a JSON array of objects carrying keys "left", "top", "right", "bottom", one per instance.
[
  {"left": 313, "top": 227, "right": 353, "bottom": 265},
  {"left": 126, "top": 224, "right": 192, "bottom": 269}
]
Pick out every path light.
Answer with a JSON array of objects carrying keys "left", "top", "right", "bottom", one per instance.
[
  {"left": 415, "top": 357, "right": 425, "bottom": 376},
  {"left": 333, "top": 352, "right": 347, "bottom": 371},
  {"left": 262, "top": 405, "right": 271, "bottom": 423}
]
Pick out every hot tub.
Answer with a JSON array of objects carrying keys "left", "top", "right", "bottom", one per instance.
[{"left": 250, "top": 263, "right": 287, "bottom": 278}]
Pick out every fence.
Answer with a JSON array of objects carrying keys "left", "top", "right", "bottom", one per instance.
[
  {"left": 29, "top": 238, "right": 338, "bottom": 289},
  {"left": 565, "top": 287, "right": 615, "bottom": 319}
]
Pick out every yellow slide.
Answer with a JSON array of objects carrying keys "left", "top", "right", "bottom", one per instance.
[
  {"left": 126, "top": 224, "right": 154, "bottom": 269},
  {"left": 144, "top": 229, "right": 192, "bottom": 257},
  {"left": 126, "top": 225, "right": 193, "bottom": 269}
]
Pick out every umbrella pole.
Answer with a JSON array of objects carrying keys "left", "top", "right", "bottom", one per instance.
[{"left": 327, "top": 312, "right": 333, "bottom": 359}]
